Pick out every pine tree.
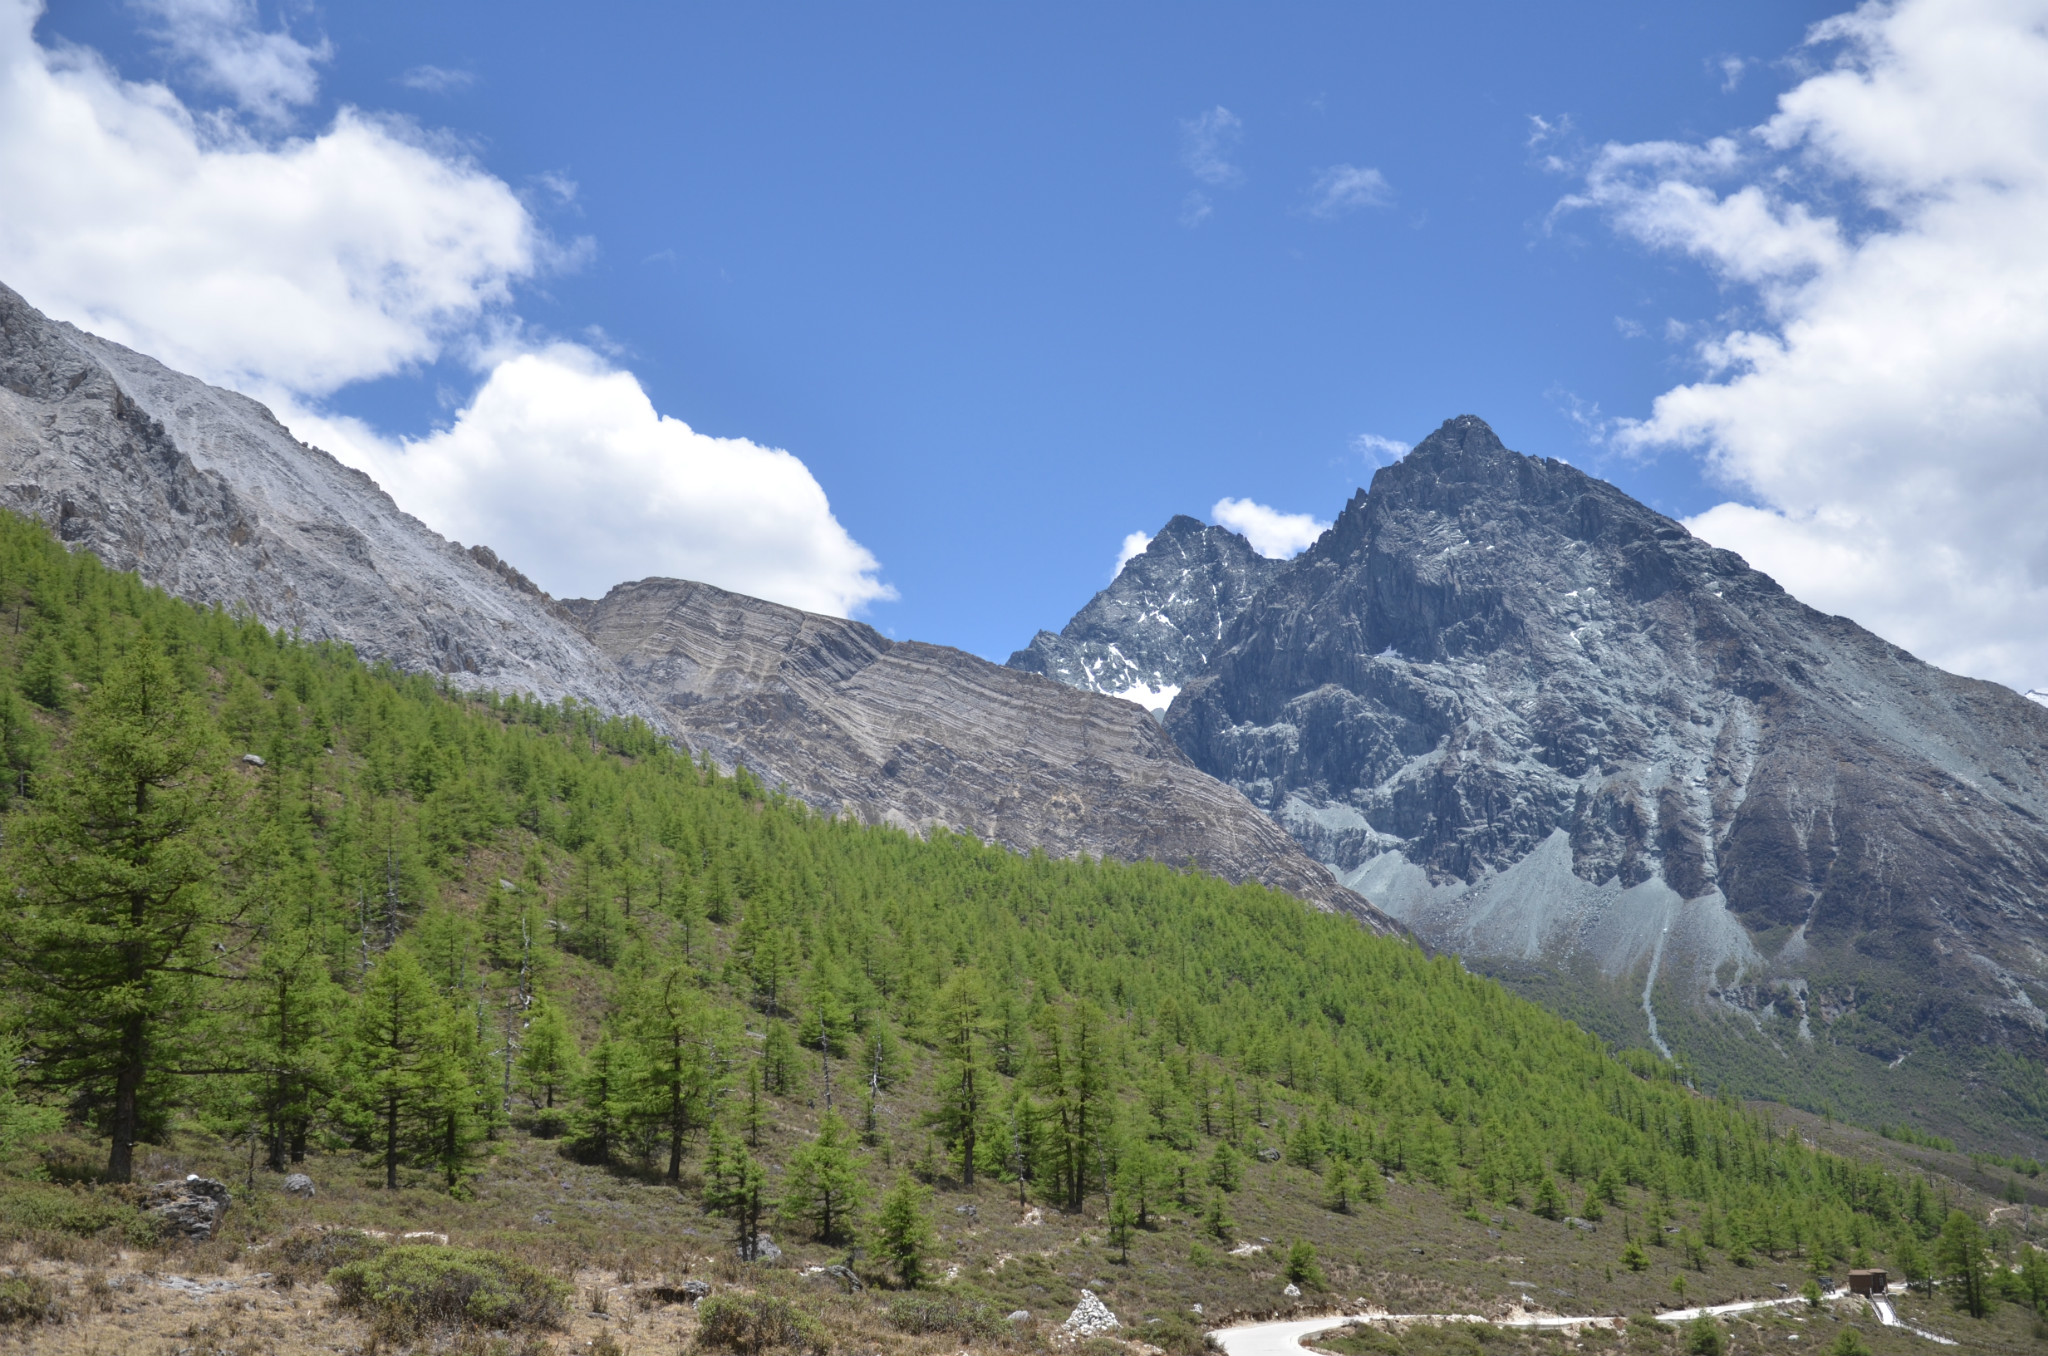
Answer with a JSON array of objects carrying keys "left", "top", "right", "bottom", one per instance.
[
  {"left": 1325, "top": 1160, "right": 1355, "bottom": 1213},
  {"left": 339, "top": 947, "right": 468, "bottom": 1189},
  {"left": 1208, "top": 1141, "right": 1243, "bottom": 1193},
  {"left": 0, "top": 682, "right": 44, "bottom": 805},
  {"left": 631, "top": 965, "right": 719, "bottom": 1181},
  {"left": 1284, "top": 1239, "right": 1324, "bottom": 1290},
  {"left": 762, "top": 1019, "right": 799, "bottom": 1095},
  {"left": 704, "top": 1125, "right": 773, "bottom": 1261},
  {"left": 0, "top": 637, "right": 233, "bottom": 1181},
  {"left": 870, "top": 1177, "right": 936, "bottom": 1288},
  {"left": 1107, "top": 1192, "right": 1136, "bottom": 1263},
  {"left": 515, "top": 996, "right": 582, "bottom": 1114},
  {"left": 1938, "top": 1209, "right": 1994, "bottom": 1317},
  {"left": 572, "top": 1035, "right": 636, "bottom": 1165},
  {"left": 243, "top": 913, "right": 343, "bottom": 1171},
  {"left": 1204, "top": 1191, "right": 1235, "bottom": 1242},
  {"left": 781, "top": 1110, "right": 865, "bottom": 1242},
  {"left": 927, "top": 970, "right": 989, "bottom": 1185},
  {"left": 1534, "top": 1175, "right": 1567, "bottom": 1220}
]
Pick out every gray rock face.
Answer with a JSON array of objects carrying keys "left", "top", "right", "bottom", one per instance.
[
  {"left": 1007, "top": 514, "right": 1280, "bottom": 711},
  {"left": 282, "top": 1172, "right": 315, "bottom": 1197},
  {"left": 0, "top": 282, "right": 654, "bottom": 719},
  {"left": 0, "top": 282, "right": 1369, "bottom": 918},
  {"left": 564, "top": 578, "right": 1388, "bottom": 925},
  {"left": 1160, "top": 416, "right": 2048, "bottom": 1130},
  {"left": 145, "top": 1176, "right": 231, "bottom": 1240}
]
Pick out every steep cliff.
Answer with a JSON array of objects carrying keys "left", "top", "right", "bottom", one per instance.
[
  {"left": 1007, "top": 515, "right": 1280, "bottom": 712},
  {"left": 1157, "top": 417, "right": 2048, "bottom": 1139}
]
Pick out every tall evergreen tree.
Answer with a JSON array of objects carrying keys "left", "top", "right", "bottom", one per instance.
[
  {"left": 0, "top": 637, "right": 233, "bottom": 1181},
  {"left": 780, "top": 1110, "right": 864, "bottom": 1242},
  {"left": 926, "top": 970, "right": 989, "bottom": 1185},
  {"left": 515, "top": 995, "right": 582, "bottom": 1113},
  {"left": 338, "top": 947, "right": 471, "bottom": 1189},
  {"left": 631, "top": 964, "right": 720, "bottom": 1181}
]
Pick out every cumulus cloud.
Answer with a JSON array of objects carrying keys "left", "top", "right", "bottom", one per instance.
[
  {"left": 1113, "top": 531, "right": 1154, "bottom": 577},
  {"left": 0, "top": 0, "right": 890, "bottom": 617},
  {"left": 1305, "top": 164, "right": 1391, "bottom": 217},
  {"left": 1212, "top": 498, "right": 1330, "bottom": 559},
  {"left": 291, "top": 349, "right": 892, "bottom": 615},
  {"left": 1572, "top": 0, "right": 2048, "bottom": 690},
  {"left": 0, "top": 0, "right": 535, "bottom": 395},
  {"left": 135, "top": 0, "right": 329, "bottom": 123},
  {"left": 1180, "top": 106, "right": 1243, "bottom": 186}
]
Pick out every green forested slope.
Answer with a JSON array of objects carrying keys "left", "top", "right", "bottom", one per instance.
[{"left": 0, "top": 508, "right": 1989, "bottom": 1297}]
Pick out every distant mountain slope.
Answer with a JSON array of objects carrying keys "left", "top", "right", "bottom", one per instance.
[
  {"left": 564, "top": 577, "right": 1390, "bottom": 926},
  {"left": 1173, "top": 417, "right": 2048, "bottom": 1143},
  {"left": 1007, "top": 514, "right": 1279, "bottom": 712},
  {"left": 0, "top": 281, "right": 1374, "bottom": 920},
  {"left": 0, "top": 281, "right": 654, "bottom": 718},
  {"left": 1022, "top": 416, "right": 2048, "bottom": 1147}
]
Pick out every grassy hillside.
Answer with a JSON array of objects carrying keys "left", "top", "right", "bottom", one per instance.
[{"left": 0, "top": 508, "right": 2039, "bottom": 1354}]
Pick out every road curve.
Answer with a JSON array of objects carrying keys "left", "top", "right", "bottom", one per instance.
[{"left": 1207, "top": 1285, "right": 1949, "bottom": 1356}]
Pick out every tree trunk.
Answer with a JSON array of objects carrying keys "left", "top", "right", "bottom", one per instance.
[
  {"left": 106, "top": 1014, "right": 147, "bottom": 1183},
  {"left": 385, "top": 1092, "right": 399, "bottom": 1189}
]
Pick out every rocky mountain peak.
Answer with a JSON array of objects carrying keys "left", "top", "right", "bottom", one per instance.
[{"left": 1007, "top": 512, "right": 1281, "bottom": 712}]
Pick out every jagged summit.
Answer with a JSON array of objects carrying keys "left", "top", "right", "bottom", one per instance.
[
  {"left": 1006, "top": 511, "right": 1282, "bottom": 712},
  {"left": 1023, "top": 415, "right": 2048, "bottom": 1138}
]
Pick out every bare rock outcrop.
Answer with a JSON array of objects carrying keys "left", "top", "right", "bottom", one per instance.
[
  {"left": 0, "top": 281, "right": 654, "bottom": 718},
  {"left": 0, "top": 281, "right": 1380, "bottom": 923},
  {"left": 563, "top": 578, "right": 1391, "bottom": 925}
]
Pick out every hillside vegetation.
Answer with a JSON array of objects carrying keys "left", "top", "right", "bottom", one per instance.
[{"left": 0, "top": 508, "right": 2039, "bottom": 1354}]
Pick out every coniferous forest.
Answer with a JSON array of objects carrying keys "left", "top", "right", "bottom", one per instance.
[{"left": 0, "top": 505, "right": 2042, "bottom": 1353}]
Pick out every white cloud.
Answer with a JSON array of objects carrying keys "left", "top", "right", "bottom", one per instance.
[
  {"left": 0, "top": 0, "right": 536, "bottom": 396},
  {"left": 1113, "top": 531, "right": 1153, "bottom": 577},
  {"left": 1305, "top": 163, "right": 1391, "bottom": 217},
  {"left": 1180, "top": 106, "right": 1243, "bottom": 186},
  {"left": 135, "top": 0, "right": 329, "bottom": 123},
  {"left": 1177, "top": 192, "right": 1213, "bottom": 229},
  {"left": 285, "top": 347, "right": 892, "bottom": 615},
  {"left": 1351, "top": 432, "right": 1410, "bottom": 464},
  {"left": 0, "top": 0, "right": 891, "bottom": 617},
  {"left": 398, "top": 64, "right": 474, "bottom": 94},
  {"left": 1573, "top": 0, "right": 2048, "bottom": 690},
  {"left": 1211, "top": 498, "right": 1330, "bottom": 559}
]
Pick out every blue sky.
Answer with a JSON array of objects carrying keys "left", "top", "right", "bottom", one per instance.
[{"left": 17, "top": 0, "right": 2048, "bottom": 690}]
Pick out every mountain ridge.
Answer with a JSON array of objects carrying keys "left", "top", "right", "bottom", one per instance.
[
  {"left": 1029, "top": 416, "right": 2048, "bottom": 1146},
  {"left": 0, "top": 281, "right": 1379, "bottom": 925}
]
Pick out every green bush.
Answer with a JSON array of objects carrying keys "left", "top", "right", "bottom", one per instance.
[
  {"left": 0, "top": 1181, "right": 155, "bottom": 1245},
  {"left": 695, "top": 1293, "right": 830, "bottom": 1354},
  {"left": 0, "top": 1269, "right": 64, "bottom": 1326},
  {"left": 885, "top": 1292, "right": 1005, "bottom": 1339},
  {"left": 328, "top": 1244, "right": 568, "bottom": 1338},
  {"left": 1685, "top": 1314, "right": 1726, "bottom": 1356},
  {"left": 276, "top": 1227, "right": 388, "bottom": 1287}
]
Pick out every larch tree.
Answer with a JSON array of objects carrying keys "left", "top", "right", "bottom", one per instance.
[
  {"left": 0, "top": 636, "right": 235, "bottom": 1182},
  {"left": 927, "top": 969, "right": 989, "bottom": 1185},
  {"left": 338, "top": 946, "right": 467, "bottom": 1189}
]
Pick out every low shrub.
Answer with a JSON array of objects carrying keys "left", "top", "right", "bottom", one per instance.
[
  {"left": 885, "top": 1291, "right": 1005, "bottom": 1339},
  {"left": 0, "top": 1269, "right": 64, "bottom": 1326},
  {"left": 0, "top": 1180, "right": 155, "bottom": 1245},
  {"left": 329, "top": 1244, "right": 569, "bottom": 1340},
  {"left": 695, "top": 1293, "right": 830, "bottom": 1354},
  {"left": 275, "top": 1227, "right": 388, "bottom": 1287}
]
